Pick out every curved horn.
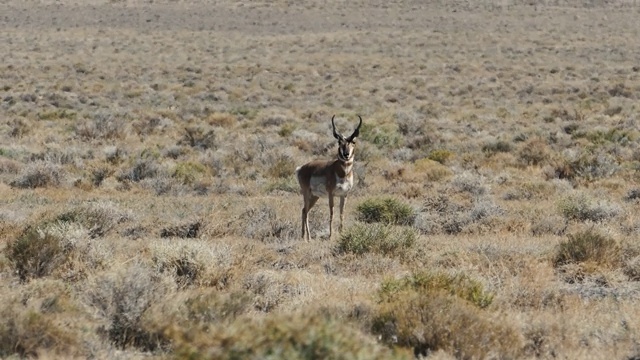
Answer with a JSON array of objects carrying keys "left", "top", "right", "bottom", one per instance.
[
  {"left": 331, "top": 115, "right": 344, "bottom": 140},
  {"left": 348, "top": 115, "right": 363, "bottom": 141}
]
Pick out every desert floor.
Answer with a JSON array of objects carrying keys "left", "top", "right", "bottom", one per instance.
[{"left": 1, "top": 1, "right": 640, "bottom": 359}]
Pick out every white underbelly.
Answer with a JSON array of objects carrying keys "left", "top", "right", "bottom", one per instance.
[
  {"left": 309, "top": 174, "right": 354, "bottom": 197},
  {"left": 334, "top": 174, "right": 353, "bottom": 196}
]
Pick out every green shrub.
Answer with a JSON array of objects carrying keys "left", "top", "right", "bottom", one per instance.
[
  {"left": 169, "top": 312, "right": 408, "bottom": 360},
  {"left": 558, "top": 193, "right": 619, "bottom": 222},
  {"left": 482, "top": 140, "right": 512, "bottom": 156},
  {"left": 360, "top": 123, "right": 403, "bottom": 150},
  {"left": 356, "top": 197, "right": 415, "bottom": 226},
  {"left": 379, "top": 271, "right": 494, "bottom": 309},
  {"left": 427, "top": 149, "right": 453, "bottom": 164},
  {"left": 553, "top": 229, "right": 620, "bottom": 268},
  {"left": 338, "top": 223, "right": 416, "bottom": 256},
  {"left": 372, "top": 291, "right": 521, "bottom": 359},
  {"left": 6, "top": 227, "right": 70, "bottom": 282},
  {"left": 172, "top": 161, "right": 207, "bottom": 185},
  {"left": 551, "top": 150, "right": 618, "bottom": 181},
  {"left": 267, "top": 155, "right": 296, "bottom": 179},
  {"left": 413, "top": 158, "right": 452, "bottom": 181}
]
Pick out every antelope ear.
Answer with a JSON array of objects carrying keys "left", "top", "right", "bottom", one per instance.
[
  {"left": 332, "top": 115, "right": 345, "bottom": 141},
  {"left": 347, "top": 115, "right": 362, "bottom": 142}
]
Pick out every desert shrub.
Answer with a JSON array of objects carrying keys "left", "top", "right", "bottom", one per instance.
[
  {"left": 372, "top": 286, "right": 520, "bottom": 359},
  {"left": 482, "top": 140, "right": 512, "bottom": 156},
  {"left": 572, "top": 127, "right": 633, "bottom": 145},
  {"left": 143, "top": 290, "right": 252, "bottom": 344},
  {"left": 141, "top": 176, "right": 189, "bottom": 196},
  {"left": 517, "top": 137, "right": 550, "bottom": 167},
  {"left": 239, "top": 205, "right": 296, "bottom": 241},
  {"left": 379, "top": 271, "right": 494, "bottom": 309},
  {"left": 550, "top": 149, "right": 618, "bottom": 181},
  {"left": 337, "top": 223, "right": 416, "bottom": 256},
  {"left": 9, "top": 162, "right": 63, "bottom": 188},
  {"left": 414, "top": 158, "right": 452, "bottom": 181},
  {"left": 104, "top": 146, "right": 127, "bottom": 165},
  {"left": 266, "top": 177, "right": 299, "bottom": 194},
  {"left": 427, "top": 149, "right": 453, "bottom": 164},
  {"left": 172, "top": 161, "right": 207, "bottom": 185},
  {"left": 625, "top": 188, "right": 640, "bottom": 202},
  {"left": 623, "top": 255, "right": 640, "bottom": 281},
  {"left": 180, "top": 126, "right": 216, "bottom": 150},
  {"left": 160, "top": 220, "right": 202, "bottom": 239},
  {"left": 531, "top": 215, "right": 567, "bottom": 236},
  {"left": 6, "top": 227, "right": 71, "bottom": 282},
  {"left": 117, "top": 158, "right": 161, "bottom": 183},
  {"left": 168, "top": 312, "right": 406, "bottom": 360},
  {"left": 0, "top": 305, "right": 78, "bottom": 358},
  {"left": 356, "top": 197, "right": 415, "bottom": 226},
  {"left": 267, "top": 154, "right": 296, "bottom": 179},
  {"left": 91, "top": 166, "right": 113, "bottom": 187},
  {"left": 75, "top": 112, "right": 127, "bottom": 140},
  {"left": 151, "top": 240, "right": 232, "bottom": 288},
  {"left": 243, "top": 270, "right": 312, "bottom": 312},
  {"left": 360, "top": 123, "right": 403, "bottom": 150},
  {"left": 86, "top": 263, "right": 169, "bottom": 350},
  {"left": 56, "top": 201, "right": 131, "bottom": 238},
  {"left": 207, "top": 112, "right": 236, "bottom": 127},
  {"left": 553, "top": 229, "right": 620, "bottom": 268},
  {"left": 558, "top": 192, "right": 620, "bottom": 222},
  {"left": 450, "top": 172, "right": 488, "bottom": 196}
]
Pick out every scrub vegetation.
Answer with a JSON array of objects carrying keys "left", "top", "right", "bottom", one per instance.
[{"left": 1, "top": 0, "right": 640, "bottom": 358}]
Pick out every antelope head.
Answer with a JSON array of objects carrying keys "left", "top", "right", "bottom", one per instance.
[{"left": 332, "top": 115, "right": 362, "bottom": 163}]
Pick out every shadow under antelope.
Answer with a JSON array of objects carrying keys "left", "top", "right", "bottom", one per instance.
[{"left": 295, "top": 115, "right": 362, "bottom": 240}]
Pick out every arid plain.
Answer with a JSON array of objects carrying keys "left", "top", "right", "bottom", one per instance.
[{"left": 1, "top": 0, "right": 640, "bottom": 359}]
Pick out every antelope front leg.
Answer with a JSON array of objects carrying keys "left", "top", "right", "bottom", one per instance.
[
  {"left": 339, "top": 196, "right": 346, "bottom": 233},
  {"left": 328, "top": 195, "right": 334, "bottom": 240}
]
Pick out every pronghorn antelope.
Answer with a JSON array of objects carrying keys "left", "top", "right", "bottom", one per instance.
[{"left": 295, "top": 115, "right": 362, "bottom": 240}]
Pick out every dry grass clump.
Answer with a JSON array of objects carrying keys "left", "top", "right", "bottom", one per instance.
[
  {"left": 356, "top": 197, "right": 415, "bottom": 226},
  {"left": 337, "top": 223, "right": 416, "bottom": 256}
]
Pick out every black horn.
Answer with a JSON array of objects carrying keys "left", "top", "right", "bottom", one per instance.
[
  {"left": 331, "top": 115, "right": 344, "bottom": 141},
  {"left": 347, "top": 115, "right": 362, "bottom": 141}
]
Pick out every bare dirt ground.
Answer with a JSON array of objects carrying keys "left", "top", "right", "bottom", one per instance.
[{"left": 1, "top": 1, "right": 640, "bottom": 359}]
